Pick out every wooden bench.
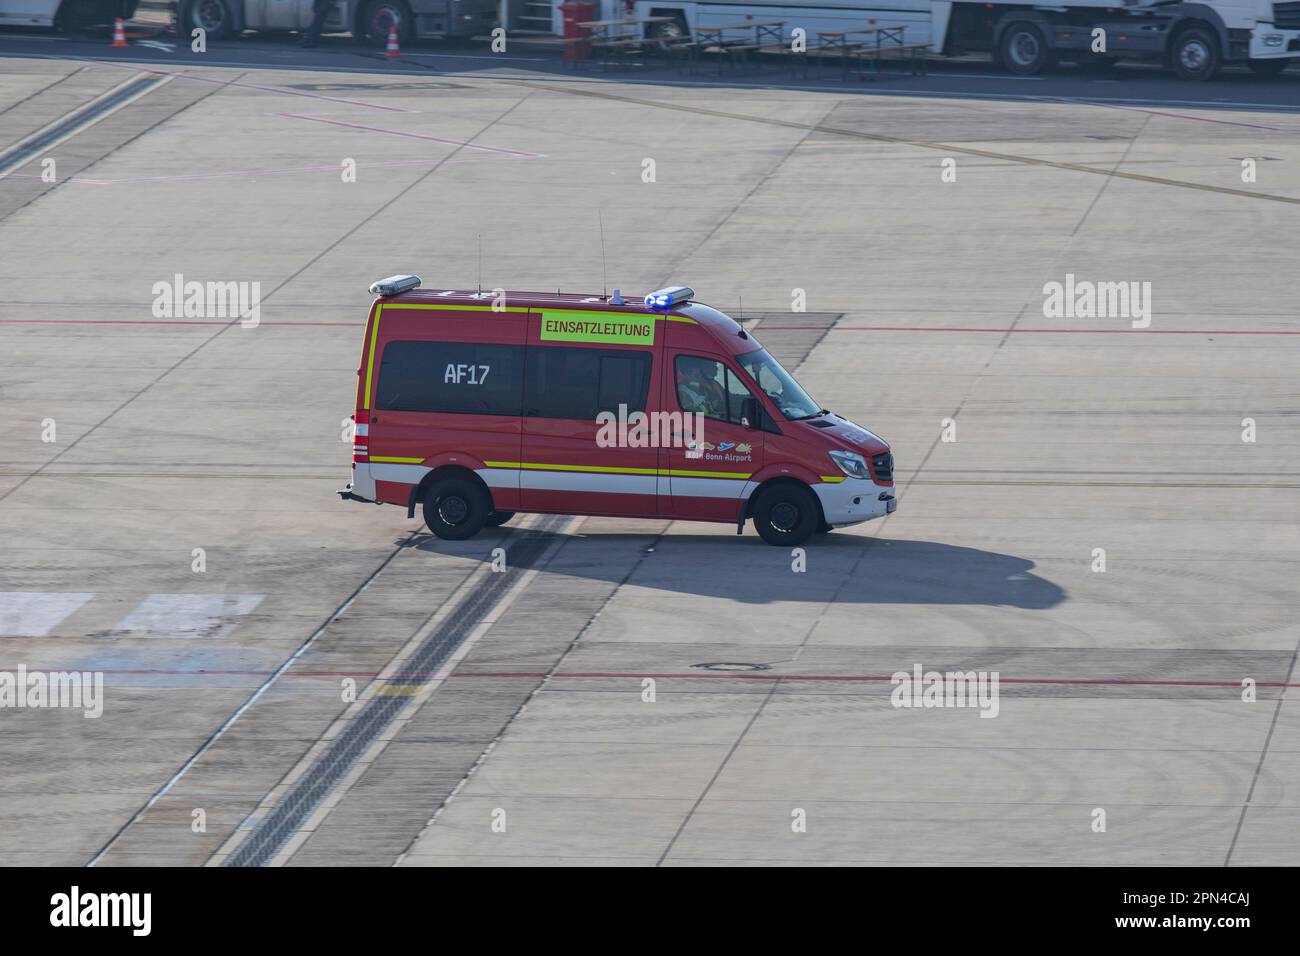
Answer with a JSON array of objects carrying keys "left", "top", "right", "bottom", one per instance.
[
  {"left": 870, "top": 42, "right": 931, "bottom": 75},
  {"left": 593, "top": 36, "right": 645, "bottom": 70}
]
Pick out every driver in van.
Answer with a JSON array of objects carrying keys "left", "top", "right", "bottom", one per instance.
[{"left": 678, "top": 363, "right": 725, "bottom": 419}]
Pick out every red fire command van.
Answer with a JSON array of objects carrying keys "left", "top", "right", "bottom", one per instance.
[{"left": 339, "top": 276, "right": 896, "bottom": 546}]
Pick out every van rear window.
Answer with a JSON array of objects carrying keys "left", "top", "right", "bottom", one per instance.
[
  {"left": 376, "top": 341, "right": 523, "bottom": 415},
  {"left": 525, "top": 347, "right": 651, "bottom": 420}
]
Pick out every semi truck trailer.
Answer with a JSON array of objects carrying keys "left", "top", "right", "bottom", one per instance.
[
  {"left": 631, "top": 0, "right": 1300, "bottom": 79},
  {"left": 179, "top": 0, "right": 496, "bottom": 45}
]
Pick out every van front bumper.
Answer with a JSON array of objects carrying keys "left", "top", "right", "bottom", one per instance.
[{"left": 813, "top": 480, "right": 896, "bottom": 527}]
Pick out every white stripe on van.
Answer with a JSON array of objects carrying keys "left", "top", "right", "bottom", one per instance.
[
  {"left": 517, "top": 469, "right": 656, "bottom": 496},
  {"left": 365, "top": 464, "right": 748, "bottom": 501}
]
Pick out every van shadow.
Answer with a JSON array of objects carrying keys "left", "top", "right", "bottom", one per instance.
[{"left": 410, "top": 528, "right": 1066, "bottom": 610}]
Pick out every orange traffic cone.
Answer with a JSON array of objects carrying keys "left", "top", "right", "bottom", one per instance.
[
  {"left": 385, "top": 24, "right": 399, "bottom": 59},
  {"left": 111, "top": 17, "right": 128, "bottom": 48}
]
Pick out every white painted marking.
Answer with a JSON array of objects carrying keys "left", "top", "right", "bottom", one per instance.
[
  {"left": 398, "top": 52, "right": 547, "bottom": 62},
  {"left": 115, "top": 593, "right": 264, "bottom": 638},
  {"left": 0, "top": 72, "right": 172, "bottom": 182},
  {"left": 0, "top": 591, "right": 94, "bottom": 637}
]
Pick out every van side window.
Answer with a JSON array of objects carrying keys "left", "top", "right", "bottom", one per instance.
[
  {"left": 376, "top": 341, "right": 523, "bottom": 415},
  {"left": 525, "top": 347, "right": 651, "bottom": 419},
  {"left": 596, "top": 353, "right": 652, "bottom": 416},
  {"left": 675, "top": 355, "right": 755, "bottom": 426}
]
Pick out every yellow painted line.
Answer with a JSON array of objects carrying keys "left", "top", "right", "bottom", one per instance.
[
  {"left": 364, "top": 304, "right": 382, "bottom": 409},
  {"left": 371, "top": 456, "right": 425, "bottom": 464},
  {"left": 517, "top": 81, "right": 1300, "bottom": 207},
  {"left": 375, "top": 684, "right": 423, "bottom": 697}
]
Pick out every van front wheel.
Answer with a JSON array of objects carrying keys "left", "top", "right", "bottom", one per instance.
[
  {"left": 751, "top": 483, "right": 820, "bottom": 547},
  {"left": 422, "top": 477, "right": 489, "bottom": 540}
]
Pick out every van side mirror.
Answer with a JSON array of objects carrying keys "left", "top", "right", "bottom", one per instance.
[{"left": 740, "top": 396, "right": 758, "bottom": 430}]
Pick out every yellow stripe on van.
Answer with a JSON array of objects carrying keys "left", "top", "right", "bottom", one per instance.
[
  {"left": 379, "top": 304, "right": 532, "bottom": 313},
  {"left": 364, "top": 303, "right": 383, "bottom": 409},
  {"left": 484, "top": 460, "right": 658, "bottom": 476},
  {"left": 667, "top": 468, "right": 754, "bottom": 480},
  {"left": 371, "top": 456, "right": 426, "bottom": 464},
  {"left": 482, "top": 461, "right": 753, "bottom": 480}
]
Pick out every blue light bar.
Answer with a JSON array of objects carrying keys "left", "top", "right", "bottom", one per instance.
[
  {"left": 369, "top": 274, "right": 422, "bottom": 296},
  {"left": 644, "top": 286, "right": 694, "bottom": 309}
]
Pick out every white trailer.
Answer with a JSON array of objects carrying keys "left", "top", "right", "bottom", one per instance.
[
  {"left": 0, "top": 0, "right": 137, "bottom": 29},
  {"left": 178, "top": 0, "right": 496, "bottom": 45},
  {"left": 629, "top": 0, "right": 1300, "bottom": 78}
]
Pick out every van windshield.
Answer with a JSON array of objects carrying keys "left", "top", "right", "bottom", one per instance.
[{"left": 736, "top": 348, "right": 822, "bottom": 421}]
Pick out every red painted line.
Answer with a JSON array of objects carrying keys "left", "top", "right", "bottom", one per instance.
[
  {"left": 759, "top": 325, "right": 1300, "bottom": 335},
  {"left": 5, "top": 667, "right": 1293, "bottom": 689},
  {"left": 279, "top": 113, "right": 543, "bottom": 157}
]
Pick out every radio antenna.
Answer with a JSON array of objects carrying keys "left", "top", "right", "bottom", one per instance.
[
  {"left": 477, "top": 234, "right": 482, "bottom": 294},
  {"left": 598, "top": 209, "right": 608, "bottom": 298}
]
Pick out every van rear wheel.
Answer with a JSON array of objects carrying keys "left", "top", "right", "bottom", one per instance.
[
  {"left": 422, "top": 477, "right": 489, "bottom": 540},
  {"left": 751, "top": 483, "right": 820, "bottom": 547}
]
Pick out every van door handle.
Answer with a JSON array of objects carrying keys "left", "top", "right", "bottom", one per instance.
[{"left": 371, "top": 416, "right": 380, "bottom": 423}]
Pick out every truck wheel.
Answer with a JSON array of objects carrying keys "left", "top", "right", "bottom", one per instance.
[
  {"left": 484, "top": 510, "right": 515, "bottom": 528},
  {"left": 999, "top": 22, "right": 1056, "bottom": 75},
  {"left": 750, "top": 483, "right": 820, "bottom": 547},
  {"left": 188, "top": 0, "right": 233, "bottom": 40},
  {"left": 358, "top": 0, "right": 412, "bottom": 47},
  {"left": 1170, "top": 27, "right": 1221, "bottom": 81},
  {"left": 1247, "top": 58, "right": 1290, "bottom": 78},
  {"left": 422, "top": 477, "right": 489, "bottom": 541}
]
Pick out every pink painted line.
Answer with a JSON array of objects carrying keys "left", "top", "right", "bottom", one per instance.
[
  {"left": 0, "top": 318, "right": 359, "bottom": 326},
  {"left": 5, "top": 667, "right": 1294, "bottom": 689},
  {"left": 759, "top": 325, "right": 1300, "bottom": 335},
  {"left": 279, "top": 112, "right": 543, "bottom": 157},
  {"left": 99, "top": 59, "right": 416, "bottom": 112},
  {"left": 464, "top": 671, "right": 1300, "bottom": 689}
]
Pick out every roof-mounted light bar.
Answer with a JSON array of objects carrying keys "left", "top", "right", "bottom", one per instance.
[
  {"left": 644, "top": 286, "right": 694, "bottom": 310},
  {"left": 369, "top": 274, "right": 422, "bottom": 296}
]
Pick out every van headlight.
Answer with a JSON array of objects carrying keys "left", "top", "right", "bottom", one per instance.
[{"left": 829, "top": 450, "right": 870, "bottom": 480}]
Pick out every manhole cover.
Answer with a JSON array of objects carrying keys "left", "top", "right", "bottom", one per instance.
[{"left": 692, "top": 662, "right": 772, "bottom": 672}]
